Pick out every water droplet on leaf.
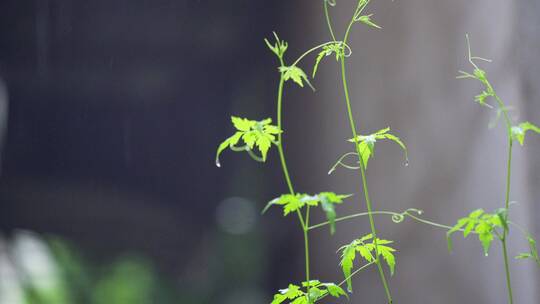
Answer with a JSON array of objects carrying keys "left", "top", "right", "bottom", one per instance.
[{"left": 216, "top": 160, "right": 221, "bottom": 168}]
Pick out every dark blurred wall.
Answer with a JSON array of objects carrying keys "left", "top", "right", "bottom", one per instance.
[{"left": 0, "top": 1, "right": 305, "bottom": 302}]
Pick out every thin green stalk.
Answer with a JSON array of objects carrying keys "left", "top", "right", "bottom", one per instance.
[
  {"left": 275, "top": 66, "right": 311, "bottom": 296},
  {"left": 308, "top": 209, "right": 458, "bottom": 232},
  {"left": 304, "top": 206, "right": 311, "bottom": 298},
  {"left": 500, "top": 138, "right": 514, "bottom": 304},
  {"left": 331, "top": 1, "right": 392, "bottom": 301},
  {"left": 340, "top": 57, "right": 393, "bottom": 303},
  {"left": 323, "top": 0, "right": 337, "bottom": 41},
  {"left": 502, "top": 239, "right": 514, "bottom": 304},
  {"left": 490, "top": 83, "right": 514, "bottom": 304}
]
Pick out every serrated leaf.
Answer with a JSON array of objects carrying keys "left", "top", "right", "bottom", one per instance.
[
  {"left": 312, "top": 43, "right": 343, "bottom": 78},
  {"left": 479, "top": 232, "right": 494, "bottom": 256},
  {"left": 348, "top": 127, "right": 407, "bottom": 168},
  {"left": 312, "top": 50, "right": 327, "bottom": 78},
  {"left": 279, "top": 66, "right": 314, "bottom": 90},
  {"left": 339, "top": 234, "right": 396, "bottom": 290},
  {"left": 216, "top": 116, "right": 281, "bottom": 166},
  {"left": 339, "top": 240, "right": 357, "bottom": 292},
  {"left": 378, "top": 244, "right": 396, "bottom": 275},
  {"left": 463, "top": 219, "right": 475, "bottom": 237},
  {"left": 231, "top": 116, "right": 255, "bottom": 131},
  {"left": 257, "top": 135, "right": 272, "bottom": 161},
  {"left": 323, "top": 283, "right": 347, "bottom": 298},
  {"left": 215, "top": 132, "right": 243, "bottom": 167}
]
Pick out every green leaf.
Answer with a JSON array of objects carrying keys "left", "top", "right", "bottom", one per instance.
[
  {"left": 339, "top": 240, "right": 357, "bottom": 292},
  {"left": 264, "top": 192, "right": 350, "bottom": 234},
  {"left": 318, "top": 192, "right": 350, "bottom": 235},
  {"left": 478, "top": 231, "right": 494, "bottom": 256},
  {"left": 216, "top": 116, "right": 281, "bottom": 166},
  {"left": 474, "top": 90, "right": 493, "bottom": 107},
  {"left": 447, "top": 218, "right": 469, "bottom": 252},
  {"left": 339, "top": 234, "right": 396, "bottom": 291},
  {"left": 256, "top": 134, "right": 272, "bottom": 161},
  {"left": 312, "top": 50, "right": 326, "bottom": 78},
  {"left": 356, "top": 14, "right": 381, "bottom": 29},
  {"left": 265, "top": 32, "right": 288, "bottom": 59},
  {"left": 323, "top": 283, "right": 347, "bottom": 298},
  {"left": 290, "top": 296, "right": 308, "bottom": 304},
  {"left": 469, "top": 209, "right": 484, "bottom": 219},
  {"left": 282, "top": 284, "right": 303, "bottom": 300},
  {"left": 377, "top": 243, "right": 396, "bottom": 275},
  {"left": 463, "top": 219, "right": 475, "bottom": 237},
  {"left": 301, "top": 280, "right": 321, "bottom": 288},
  {"left": 279, "top": 66, "right": 314, "bottom": 90},
  {"left": 348, "top": 127, "right": 407, "bottom": 168},
  {"left": 312, "top": 43, "right": 344, "bottom": 78},
  {"left": 512, "top": 121, "right": 540, "bottom": 145},
  {"left": 448, "top": 209, "right": 505, "bottom": 256},
  {"left": 231, "top": 116, "right": 255, "bottom": 131},
  {"left": 379, "top": 133, "right": 408, "bottom": 163},
  {"left": 215, "top": 132, "right": 243, "bottom": 167}
]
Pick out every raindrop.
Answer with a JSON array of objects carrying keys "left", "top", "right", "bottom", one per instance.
[
  {"left": 403, "top": 159, "right": 409, "bottom": 167},
  {"left": 216, "top": 159, "right": 221, "bottom": 168}
]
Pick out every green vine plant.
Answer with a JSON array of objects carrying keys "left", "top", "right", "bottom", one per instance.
[
  {"left": 445, "top": 34, "right": 540, "bottom": 304},
  {"left": 215, "top": 2, "right": 539, "bottom": 304},
  {"left": 216, "top": 1, "right": 415, "bottom": 303}
]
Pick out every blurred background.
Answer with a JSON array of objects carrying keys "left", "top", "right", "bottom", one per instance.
[{"left": 0, "top": 0, "right": 539, "bottom": 303}]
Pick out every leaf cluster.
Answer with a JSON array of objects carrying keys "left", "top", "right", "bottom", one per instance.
[
  {"left": 339, "top": 233, "right": 396, "bottom": 292},
  {"left": 348, "top": 127, "right": 407, "bottom": 168},
  {"left": 447, "top": 208, "right": 507, "bottom": 256},
  {"left": 264, "top": 192, "right": 352, "bottom": 234},
  {"left": 216, "top": 116, "right": 281, "bottom": 166},
  {"left": 511, "top": 121, "right": 540, "bottom": 146},
  {"left": 265, "top": 32, "right": 288, "bottom": 59},
  {"left": 312, "top": 42, "right": 345, "bottom": 78},
  {"left": 271, "top": 280, "right": 347, "bottom": 304}
]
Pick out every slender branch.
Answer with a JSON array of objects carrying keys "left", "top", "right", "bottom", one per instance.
[
  {"left": 338, "top": 2, "right": 393, "bottom": 300},
  {"left": 291, "top": 41, "right": 339, "bottom": 67},
  {"left": 275, "top": 61, "right": 311, "bottom": 296},
  {"left": 323, "top": 0, "right": 337, "bottom": 41}
]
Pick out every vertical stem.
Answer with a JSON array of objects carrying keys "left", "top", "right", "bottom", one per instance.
[
  {"left": 277, "top": 75, "right": 295, "bottom": 195},
  {"left": 340, "top": 58, "right": 393, "bottom": 303},
  {"left": 304, "top": 206, "right": 311, "bottom": 294},
  {"left": 501, "top": 138, "right": 514, "bottom": 304},
  {"left": 501, "top": 239, "right": 514, "bottom": 304},
  {"left": 492, "top": 88, "right": 514, "bottom": 304},
  {"left": 323, "top": 0, "right": 337, "bottom": 41},
  {"left": 275, "top": 71, "right": 311, "bottom": 297}
]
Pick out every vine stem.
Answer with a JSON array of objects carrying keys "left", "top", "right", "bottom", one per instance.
[
  {"left": 275, "top": 64, "right": 311, "bottom": 297},
  {"left": 489, "top": 80, "right": 514, "bottom": 304},
  {"left": 501, "top": 137, "right": 514, "bottom": 304},
  {"left": 340, "top": 53, "right": 393, "bottom": 304},
  {"left": 331, "top": 0, "right": 392, "bottom": 302},
  {"left": 308, "top": 209, "right": 458, "bottom": 231}
]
